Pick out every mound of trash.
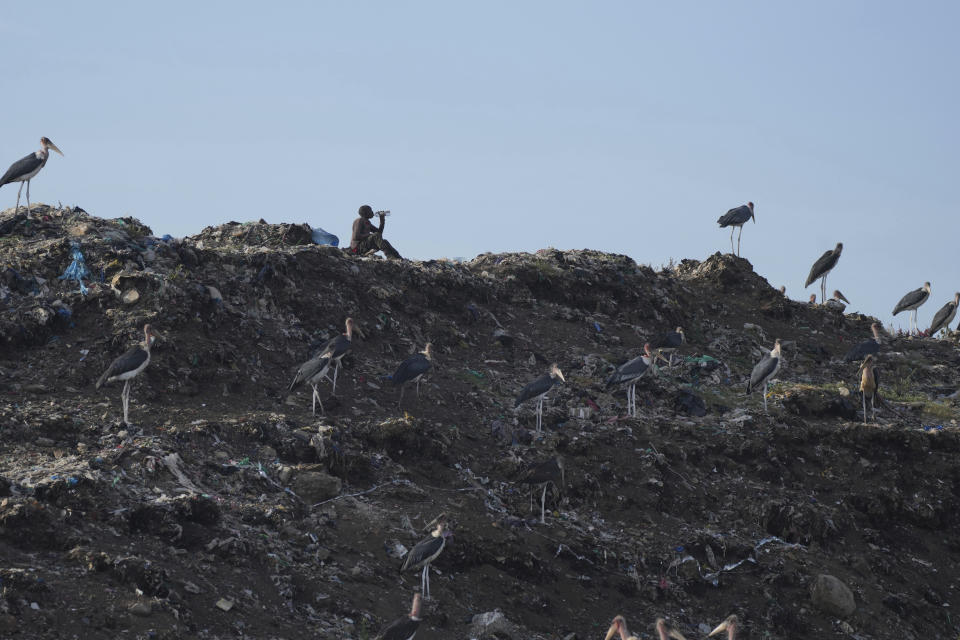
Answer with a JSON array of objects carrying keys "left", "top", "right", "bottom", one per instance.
[{"left": 1, "top": 204, "right": 959, "bottom": 639}]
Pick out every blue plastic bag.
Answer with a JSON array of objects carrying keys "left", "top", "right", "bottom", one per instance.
[{"left": 310, "top": 227, "right": 339, "bottom": 247}]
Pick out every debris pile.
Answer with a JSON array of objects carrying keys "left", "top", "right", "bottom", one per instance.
[{"left": 0, "top": 204, "right": 958, "bottom": 639}]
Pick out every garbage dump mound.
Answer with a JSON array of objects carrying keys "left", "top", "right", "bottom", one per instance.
[{"left": 1, "top": 204, "right": 959, "bottom": 639}]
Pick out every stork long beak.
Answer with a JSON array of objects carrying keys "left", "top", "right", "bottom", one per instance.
[
  {"left": 556, "top": 369, "right": 566, "bottom": 383},
  {"left": 837, "top": 291, "right": 851, "bottom": 304},
  {"left": 752, "top": 213, "right": 756, "bottom": 223},
  {"left": 708, "top": 620, "right": 729, "bottom": 637},
  {"left": 44, "top": 139, "right": 64, "bottom": 156},
  {"left": 604, "top": 623, "right": 619, "bottom": 640},
  {"left": 668, "top": 630, "right": 687, "bottom": 640}
]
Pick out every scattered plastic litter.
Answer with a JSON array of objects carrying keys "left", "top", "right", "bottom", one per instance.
[{"left": 58, "top": 243, "right": 90, "bottom": 295}]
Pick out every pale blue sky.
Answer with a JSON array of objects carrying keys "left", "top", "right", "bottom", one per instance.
[{"left": 3, "top": 2, "right": 957, "bottom": 330}]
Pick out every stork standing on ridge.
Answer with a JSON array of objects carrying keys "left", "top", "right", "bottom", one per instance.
[
  {"left": 716, "top": 202, "right": 754, "bottom": 257},
  {"left": 0, "top": 137, "right": 63, "bottom": 217},
  {"left": 373, "top": 593, "right": 422, "bottom": 640},
  {"left": 401, "top": 521, "right": 450, "bottom": 601},
  {"left": 747, "top": 339, "right": 783, "bottom": 413},
  {"left": 605, "top": 343, "right": 655, "bottom": 417},
  {"left": 927, "top": 293, "right": 959, "bottom": 337},
  {"left": 805, "top": 243, "right": 843, "bottom": 303},
  {"left": 96, "top": 325, "right": 160, "bottom": 426},
  {"left": 843, "top": 322, "right": 883, "bottom": 361},
  {"left": 517, "top": 455, "right": 565, "bottom": 524},
  {"left": 515, "top": 363, "right": 565, "bottom": 432},
  {"left": 807, "top": 294, "right": 817, "bottom": 305},
  {"left": 391, "top": 343, "right": 432, "bottom": 408},
  {"left": 288, "top": 352, "right": 332, "bottom": 415},
  {"left": 824, "top": 290, "right": 850, "bottom": 312},
  {"left": 649, "top": 327, "right": 685, "bottom": 368},
  {"left": 709, "top": 615, "right": 740, "bottom": 639},
  {"left": 858, "top": 354, "right": 879, "bottom": 424},
  {"left": 892, "top": 282, "right": 931, "bottom": 334}
]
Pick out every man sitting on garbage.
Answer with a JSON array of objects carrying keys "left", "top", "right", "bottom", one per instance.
[{"left": 350, "top": 205, "right": 402, "bottom": 260}]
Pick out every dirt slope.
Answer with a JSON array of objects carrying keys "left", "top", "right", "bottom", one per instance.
[{"left": 1, "top": 205, "right": 959, "bottom": 639}]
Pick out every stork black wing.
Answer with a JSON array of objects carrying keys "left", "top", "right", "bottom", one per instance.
[
  {"left": 929, "top": 302, "right": 956, "bottom": 333},
  {"left": 375, "top": 616, "right": 420, "bottom": 640},
  {"left": 844, "top": 338, "right": 880, "bottom": 362},
  {"left": 401, "top": 535, "right": 444, "bottom": 571},
  {"left": 717, "top": 205, "right": 751, "bottom": 227},
  {"left": 289, "top": 355, "right": 331, "bottom": 390},
  {"left": 392, "top": 353, "right": 431, "bottom": 385},
  {"left": 892, "top": 287, "right": 928, "bottom": 315},
  {"left": 515, "top": 373, "right": 554, "bottom": 407},
  {"left": 649, "top": 331, "right": 683, "bottom": 350},
  {"left": 605, "top": 355, "right": 649, "bottom": 388},
  {"left": 747, "top": 355, "right": 778, "bottom": 392},
  {"left": 805, "top": 250, "right": 839, "bottom": 286},
  {"left": 96, "top": 346, "right": 148, "bottom": 388},
  {"left": 0, "top": 153, "right": 42, "bottom": 186}
]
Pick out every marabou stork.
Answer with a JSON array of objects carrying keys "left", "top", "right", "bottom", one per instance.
[
  {"left": 655, "top": 618, "right": 688, "bottom": 640},
  {"left": 1, "top": 137, "right": 63, "bottom": 217},
  {"left": 716, "top": 202, "right": 754, "bottom": 256},
  {"left": 401, "top": 521, "right": 450, "bottom": 601},
  {"left": 747, "top": 339, "right": 783, "bottom": 413},
  {"left": 515, "top": 363, "right": 565, "bottom": 432},
  {"left": 288, "top": 353, "right": 332, "bottom": 415},
  {"left": 312, "top": 317, "right": 355, "bottom": 393},
  {"left": 604, "top": 615, "right": 638, "bottom": 640},
  {"left": 805, "top": 242, "right": 843, "bottom": 303},
  {"left": 708, "top": 614, "right": 740, "bottom": 639},
  {"left": 892, "top": 282, "right": 931, "bottom": 334},
  {"left": 95, "top": 325, "right": 160, "bottom": 426},
  {"left": 858, "top": 354, "right": 879, "bottom": 424},
  {"left": 824, "top": 290, "right": 850, "bottom": 312},
  {"left": 605, "top": 343, "right": 655, "bottom": 417},
  {"left": 843, "top": 322, "right": 882, "bottom": 362},
  {"left": 778, "top": 285, "right": 786, "bottom": 296},
  {"left": 928, "top": 293, "right": 960, "bottom": 337},
  {"left": 649, "top": 327, "right": 685, "bottom": 368},
  {"left": 517, "top": 455, "right": 565, "bottom": 524},
  {"left": 391, "top": 343, "right": 432, "bottom": 408},
  {"left": 374, "top": 593, "right": 422, "bottom": 640},
  {"left": 807, "top": 294, "right": 817, "bottom": 305}
]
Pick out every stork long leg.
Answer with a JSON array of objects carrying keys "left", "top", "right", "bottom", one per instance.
[
  {"left": 122, "top": 380, "right": 131, "bottom": 425},
  {"left": 871, "top": 394, "right": 876, "bottom": 422},
  {"left": 536, "top": 395, "right": 543, "bottom": 432},
  {"left": 310, "top": 383, "right": 324, "bottom": 416},
  {"left": 331, "top": 361, "right": 339, "bottom": 394},
  {"left": 737, "top": 225, "right": 743, "bottom": 256},
  {"left": 25, "top": 180, "right": 30, "bottom": 217},
  {"left": 398, "top": 384, "right": 405, "bottom": 409},
  {"left": 862, "top": 393, "right": 867, "bottom": 424},
  {"left": 416, "top": 377, "right": 422, "bottom": 400},
  {"left": 763, "top": 381, "right": 768, "bottom": 413},
  {"left": 729, "top": 227, "right": 735, "bottom": 254},
  {"left": 540, "top": 483, "right": 547, "bottom": 524}
]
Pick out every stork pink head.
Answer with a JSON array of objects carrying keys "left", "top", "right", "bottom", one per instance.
[
  {"left": 40, "top": 137, "right": 63, "bottom": 156},
  {"left": 808, "top": 294, "right": 817, "bottom": 304},
  {"left": 409, "top": 592, "right": 422, "bottom": 619},
  {"left": 605, "top": 615, "right": 630, "bottom": 640},
  {"left": 748, "top": 201, "right": 755, "bottom": 222}
]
